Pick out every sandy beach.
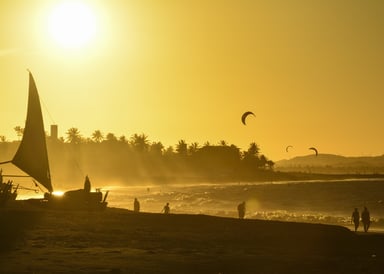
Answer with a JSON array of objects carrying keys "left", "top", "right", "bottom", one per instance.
[{"left": 1, "top": 207, "right": 384, "bottom": 274}]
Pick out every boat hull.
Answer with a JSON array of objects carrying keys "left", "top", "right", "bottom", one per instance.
[{"left": 4, "top": 190, "right": 108, "bottom": 211}]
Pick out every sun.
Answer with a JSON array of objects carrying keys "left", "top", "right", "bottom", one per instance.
[{"left": 48, "top": 1, "right": 97, "bottom": 49}]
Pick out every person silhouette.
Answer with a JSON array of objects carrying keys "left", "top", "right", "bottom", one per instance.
[
  {"left": 84, "top": 175, "right": 91, "bottom": 193},
  {"left": 162, "top": 202, "right": 170, "bottom": 214},
  {"left": 237, "top": 201, "right": 246, "bottom": 219},
  {"left": 134, "top": 197, "right": 140, "bottom": 212},
  {"left": 351, "top": 208, "right": 360, "bottom": 232},
  {"left": 361, "top": 206, "right": 370, "bottom": 232}
]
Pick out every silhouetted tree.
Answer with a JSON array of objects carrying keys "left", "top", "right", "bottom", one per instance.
[
  {"left": 105, "top": 132, "right": 117, "bottom": 143},
  {"left": 247, "top": 142, "right": 260, "bottom": 157},
  {"left": 188, "top": 142, "right": 199, "bottom": 155},
  {"left": 2, "top": 124, "right": 279, "bottom": 180},
  {"left": 106, "top": 132, "right": 118, "bottom": 142},
  {"left": 164, "top": 146, "right": 174, "bottom": 156},
  {"left": 241, "top": 142, "right": 262, "bottom": 170},
  {"left": 91, "top": 130, "right": 104, "bottom": 143},
  {"left": 266, "top": 159, "right": 275, "bottom": 170},
  {"left": 259, "top": 154, "right": 268, "bottom": 169},
  {"left": 150, "top": 141, "right": 164, "bottom": 156},
  {"left": 219, "top": 140, "right": 228, "bottom": 146},
  {"left": 193, "top": 145, "right": 241, "bottom": 176},
  {"left": 130, "top": 133, "right": 149, "bottom": 153},
  {"left": 66, "top": 127, "right": 82, "bottom": 144},
  {"left": 119, "top": 135, "right": 128, "bottom": 144},
  {"left": 176, "top": 139, "right": 188, "bottom": 156},
  {"left": 14, "top": 126, "right": 24, "bottom": 140}
]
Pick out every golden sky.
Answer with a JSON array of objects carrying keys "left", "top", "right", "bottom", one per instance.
[{"left": 1, "top": 0, "right": 383, "bottom": 161}]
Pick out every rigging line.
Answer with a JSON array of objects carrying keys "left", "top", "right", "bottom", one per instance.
[
  {"left": 17, "top": 185, "right": 39, "bottom": 193},
  {"left": 39, "top": 95, "right": 56, "bottom": 126},
  {"left": 66, "top": 144, "right": 85, "bottom": 178},
  {"left": 32, "top": 179, "right": 45, "bottom": 193},
  {"left": 74, "top": 159, "right": 85, "bottom": 178},
  {"left": 2, "top": 175, "right": 30, "bottom": 178}
]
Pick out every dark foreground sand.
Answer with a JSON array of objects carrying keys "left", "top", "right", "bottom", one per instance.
[{"left": 1, "top": 207, "right": 384, "bottom": 274}]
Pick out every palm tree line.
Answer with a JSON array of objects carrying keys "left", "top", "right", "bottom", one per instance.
[
  {"left": 1, "top": 126, "right": 275, "bottom": 181},
  {"left": 67, "top": 127, "right": 274, "bottom": 168}
]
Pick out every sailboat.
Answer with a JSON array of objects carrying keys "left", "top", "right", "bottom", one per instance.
[{"left": 0, "top": 72, "right": 108, "bottom": 210}]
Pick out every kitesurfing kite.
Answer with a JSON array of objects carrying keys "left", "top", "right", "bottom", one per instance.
[
  {"left": 286, "top": 145, "right": 293, "bottom": 152},
  {"left": 241, "top": 111, "right": 255, "bottom": 125},
  {"left": 309, "top": 147, "right": 318, "bottom": 156}
]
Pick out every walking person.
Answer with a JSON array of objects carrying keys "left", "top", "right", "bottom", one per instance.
[
  {"left": 237, "top": 201, "right": 246, "bottom": 219},
  {"left": 351, "top": 208, "right": 360, "bottom": 232},
  {"left": 133, "top": 197, "right": 140, "bottom": 212},
  {"left": 162, "top": 202, "right": 170, "bottom": 214},
  {"left": 361, "top": 206, "right": 370, "bottom": 232}
]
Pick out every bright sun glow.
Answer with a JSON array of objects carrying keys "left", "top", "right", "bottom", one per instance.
[
  {"left": 52, "top": 191, "right": 64, "bottom": 197},
  {"left": 48, "top": 2, "right": 97, "bottom": 49}
]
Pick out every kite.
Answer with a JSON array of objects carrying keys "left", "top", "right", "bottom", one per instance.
[
  {"left": 309, "top": 147, "right": 318, "bottom": 156},
  {"left": 241, "top": 111, "right": 255, "bottom": 125},
  {"left": 286, "top": 145, "right": 293, "bottom": 152}
]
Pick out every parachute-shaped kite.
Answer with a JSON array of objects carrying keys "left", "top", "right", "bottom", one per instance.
[
  {"left": 286, "top": 145, "right": 293, "bottom": 152},
  {"left": 309, "top": 147, "right": 318, "bottom": 156},
  {"left": 241, "top": 111, "right": 255, "bottom": 125}
]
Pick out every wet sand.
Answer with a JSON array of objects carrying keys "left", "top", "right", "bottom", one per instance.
[{"left": 1, "top": 207, "right": 384, "bottom": 274}]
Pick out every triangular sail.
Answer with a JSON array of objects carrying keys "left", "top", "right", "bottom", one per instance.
[{"left": 12, "top": 72, "right": 53, "bottom": 193}]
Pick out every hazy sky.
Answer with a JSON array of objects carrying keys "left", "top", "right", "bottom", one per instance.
[{"left": 1, "top": 0, "right": 383, "bottom": 161}]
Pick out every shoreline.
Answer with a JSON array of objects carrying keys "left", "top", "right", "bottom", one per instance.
[{"left": 2, "top": 207, "right": 384, "bottom": 273}]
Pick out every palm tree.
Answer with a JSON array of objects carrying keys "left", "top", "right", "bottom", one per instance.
[
  {"left": 0, "top": 135, "right": 6, "bottom": 142},
  {"left": 150, "top": 141, "right": 164, "bottom": 155},
  {"left": 130, "top": 133, "right": 149, "bottom": 152},
  {"left": 91, "top": 130, "right": 104, "bottom": 143},
  {"left": 203, "top": 141, "right": 211, "bottom": 147},
  {"left": 106, "top": 132, "right": 118, "bottom": 142},
  {"left": 266, "top": 160, "right": 275, "bottom": 170},
  {"left": 66, "top": 127, "right": 82, "bottom": 144},
  {"left": 188, "top": 142, "right": 199, "bottom": 155},
  {"left": 247, "top": 142, "right": 260, "bottom": 157},
  {"left": 176, "top": 139, "right": 188, "bottom": 156},
  {"left": 14, "top": 126, "right": 24, "bottom": 140},
  {"left": 119, "top": 135, "right": 128, "bottom": 144},
  {"left": 219, "top": 140, "right": 228, "bottom": 146},
  {"left": 164, "top": 146, "right": 174, "bottom": 156},
  {"left": 259, "top": 154, "right": 268, "bottom": 169}
]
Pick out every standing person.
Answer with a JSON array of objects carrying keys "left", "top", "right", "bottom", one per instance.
[
  {"left": 361, "top": 206, "right": 371, "bottom": 232},
  {"left": 162, "top": 202, "right": 170, "bottom": 214},
  {"left": 351, "top": 208, "right": 360, "bottom": 232},
  {"left": 84, "top": 175, "right": 91, "bottom": 193},
  {"left": 237, "top": 201, "right": 246, "bottom": 219},
  {"left": 134, "top": 198, "right": 140, "bottom": 212}
]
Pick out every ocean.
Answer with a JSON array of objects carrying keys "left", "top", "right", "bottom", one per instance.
[
  {"left": 19, "top": 178, "right": 384, "bottom": 231},
  {"left": 104, "top": 178, "right": 384, "bottom": 230}
]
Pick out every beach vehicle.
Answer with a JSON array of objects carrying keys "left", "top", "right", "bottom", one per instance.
[{"left": 0, "top": 72, "right": 108, "bottom": 210}]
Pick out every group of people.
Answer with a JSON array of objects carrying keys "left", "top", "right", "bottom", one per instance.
[
  {"left": 351, "top": 206, "right": 371, "bottom": 232},
  {"left": 133, "top": 197, "right": 243, "bottom": 217},
  {"left": 132, "top": 198, "right": 246, "bottom": 218},
  {"left": 133, "top": 198, "right": 170, "bottom": 214},
  {"left": 133, "top": 198, "right": 373, "bottom": 233}
]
